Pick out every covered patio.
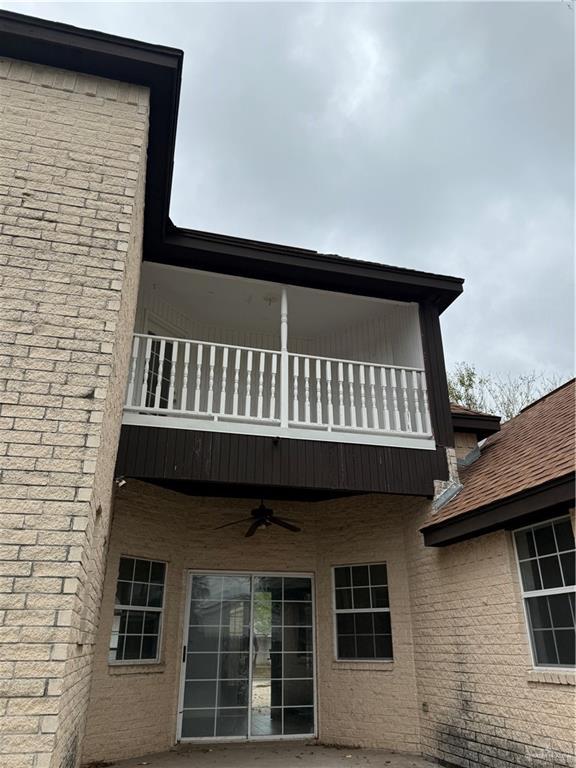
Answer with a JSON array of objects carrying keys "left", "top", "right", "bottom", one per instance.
[{"left": 102, "top": 742, "right": 438, "bottom": 768}]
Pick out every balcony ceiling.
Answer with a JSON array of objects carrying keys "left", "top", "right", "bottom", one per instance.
[{"left": 142, "top": 263, "right": 411, "bottom": 337}]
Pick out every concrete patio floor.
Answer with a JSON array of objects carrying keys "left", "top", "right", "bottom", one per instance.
[{"left": 102, "top": 742, "right": 439, "bottom": 768}]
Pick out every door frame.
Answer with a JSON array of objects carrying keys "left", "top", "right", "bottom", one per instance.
[{"left": 176, "top": 569, "right": 317, "bottom": 743}]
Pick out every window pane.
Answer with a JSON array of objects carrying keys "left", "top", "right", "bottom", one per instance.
[
  {"left": 283, "top": 706, "right": 314, "bottom": 735},
  {"left": 186, "top": 653, "right": 218, "bottom": 679},
  {"left": 337, "top": 614, "right": 354, "bottom": 635},
  {"left": 184, "top": 680, "right": 217, "bottom": 709},
  {"left": 134, "top": 559, "right": 151, "bottom": 582},
  {"left": 192, "top": 575, "right": 222, "bottom": 600},
  {"left": 188, "top": 625, "right": 219, "bottom": 652},
  {"left": 534, "top": 524, "right": 557, "bottom": 556},
  {"left": 555, "top": 629, "right": 576, "bottom": 666},
  {"left": 219, "top": 679, "right": 249, "bottom": 707},
  {"left": 115, "top": 581, "right": 132, "bottom": 606},
  {"left": 141, "top": 635, "right": 158, "bottom": 659},
  {"left": 353, "top": 588, "right": 371, "bottom": 609},
  {"left": 351, "top": 566, "right": 369, "bottom": 586},
  {"left": 143, "top": 611, "right": 160, "bottom": 635},
  {"left": 532, "top": 629, "right": 558, "bottom": 666},
  {"left": 520, "top": 560, "right": 541, "bottom": 591},
  {"left": 283, "top": 653, "right": 313, "bottom": 678},
  {"left": 123, "top": 636, "right": 141, "bottom": 660},
  {"left": 371, "top": 586, "right": 389, "bottom": 608},
  {"left": 254, "top": 577, "right": 282, "bottom": 601},
  {"left": 181, "top": 709, "right": 215, "bottom": 738},
  {"left": 126, "top": 610, "right": 144, "bottom": 635},
  {"left": 539, "top": 555, "right": 563, "bottom": 589},
  {"left": 515, "top": 530, "right": 536, "bottom": 560},
  {"left": 284, "top": 603, "right": 312, "bottom": 627},
  {"left": 548, "top": 594, "right": 574, "bottom": 628},
  {"left": 554, "top": 519, "right": 575, "bottom": 552},
  {"left": 150, "top": 561, "right": 165, "bottom": 584},
  {"left": 283, "top": 679, "right": 314, "bottom": 707},
  {"left": 356, "top": 635, "right": 375, "bottom": 658},
  {"left": 335, "top": 589, "right": 352, "bottom": 609},
  {"left": 147, "top": 584, "right": 164, "bottom": 607},
  {"left": 373, "top": 612, "right": 391, "bottom": 634},
  {"left": 130, "top": 582, "right": 148, "bottom": 606},
  {"left": 216, "top": 708, "right": 248, "bottom": 737},
  {"left": 370, "top": 564, "right": 387, "bottom": 585},
  {"left": 375, "top": 635, "right": 393, "bottom": 659},
  {"left": 284, "top": 627, "right": 313, "bottom": 653},
  {"left": 354, "top": 613, "right": 373, "bottom": 634},
  {"left": 221, "top": 576, "right": 251, "bottom": 601},
  {"left": 334, "top": 567, "right": 351, "bottom": 588},
  {"left": 560, "top": 553, "right": 575, "bottom": 586},
  {"left": 337, "top": 635, "right": 355, "bottom": 659},
  {"left": 219, "top": 653, "right": 249, "bottom": 680},
  {"left": 190, "top": 600, "right": 221, "bottom": 626},
  {"left": 118, "top": 557, "right": 135, "bottom": 580},
  {"left": 526, "top": 596, "right": 552, "bottom": 629},
  {"left": 284, "top": 578, "right": 312, "bottom": 602}
]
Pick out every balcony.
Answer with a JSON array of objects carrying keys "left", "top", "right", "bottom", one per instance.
[{"left": 122, "top": 265, "right": 434, "bottom": 450}]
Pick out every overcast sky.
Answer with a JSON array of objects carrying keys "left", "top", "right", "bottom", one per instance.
[{"left": 4, "top": 1, "right": 574, "bottom": 379}]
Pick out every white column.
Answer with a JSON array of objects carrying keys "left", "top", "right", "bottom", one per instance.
[{"left": 280, "top": 287, "right": 289, "bottom": 429}]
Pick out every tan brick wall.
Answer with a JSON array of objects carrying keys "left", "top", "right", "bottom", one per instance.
[
  {"left": 0, "top": 58, "right": 149, "bottom": 768},
  {"left": 82, "top": 481, "right": 423, "bottom": 762},
  {"left": 404, "top": 511, "right": 575, "bottom": 768},
  {"left": 453, "top": 432, "right": 478, "bottom": 461}
]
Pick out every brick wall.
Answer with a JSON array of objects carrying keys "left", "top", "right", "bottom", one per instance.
[
  {"left": 0, "top": 58, "right": 149, "bottom": 768},
  {"left": 82, "top": 481, "right": 423, "bottom": 762},
  {"left": 404, "top": 512, "right": 575, "bottom": 768}
]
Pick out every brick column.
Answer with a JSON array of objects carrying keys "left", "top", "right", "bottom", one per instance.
[{"left": 0, "top": 58, "right": 149, "bottom": 768}]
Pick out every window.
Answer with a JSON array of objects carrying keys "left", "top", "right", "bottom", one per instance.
[
  {"left": 514, "top": 516, "right": 575, "bottom": 667},
  {"left": 109, "top": 556, "right": 166, "bottom": 663},
  {"left": 333, "top": 563, "right": 392, "bottom": 660}
]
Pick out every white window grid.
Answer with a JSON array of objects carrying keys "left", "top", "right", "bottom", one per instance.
[
  {"left": 513, "top": 515, "right": 575, "bottom": 669},
  {"left": 332, "top": 562, "right": 393, "bottom": 662},
  {"left": 109, "top": 555, "right": 167, "bottom": 665}
]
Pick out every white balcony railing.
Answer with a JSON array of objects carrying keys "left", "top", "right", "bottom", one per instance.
[{"left": 123, "top": 333, "right": 433, "bottom": 448}]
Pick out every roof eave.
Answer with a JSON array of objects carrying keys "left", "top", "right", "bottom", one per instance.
[{"left": 421, "top": 473, "right": 575, "bottom": 546}]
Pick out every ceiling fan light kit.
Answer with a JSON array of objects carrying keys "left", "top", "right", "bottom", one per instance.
[{"left": 214, "top": 500, "right": 302, "bottom": 537}]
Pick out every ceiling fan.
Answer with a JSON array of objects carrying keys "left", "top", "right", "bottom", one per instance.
[{"left": 215, "top": 501, "right": 301, "bottom": 538}]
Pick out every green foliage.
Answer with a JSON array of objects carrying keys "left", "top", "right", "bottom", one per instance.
[{"left": 447, "top": 362, "right": 565, "bottom": 421}]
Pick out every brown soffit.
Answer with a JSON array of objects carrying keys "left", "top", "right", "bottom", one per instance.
[{"left": 0, "top": 9, "right": 464, "bottom": 312}]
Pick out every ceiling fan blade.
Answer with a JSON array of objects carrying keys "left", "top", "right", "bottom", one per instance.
[
  {"left": 214, "top": 517, "right": 253, "bottom": 530},
  {"left": 245, "top": 519, "right": 263, "bottom": 538},
  {"left": 269, "top": 516, "right": 301, "bottom": 533}
]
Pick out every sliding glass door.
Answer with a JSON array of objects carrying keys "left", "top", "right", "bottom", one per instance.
[{"left": 179, "top": 572, "right": 315, "bottom": 741}]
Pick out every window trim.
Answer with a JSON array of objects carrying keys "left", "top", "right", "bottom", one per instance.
[
  {"left": 331, "top": 562, "right": 393, "bottom": 663},
  {"left": 513, "top": 515, "right": 575, "bottom": 671},
  {"left": 108, "top": 554, "right": 167, "bottom": 667}
]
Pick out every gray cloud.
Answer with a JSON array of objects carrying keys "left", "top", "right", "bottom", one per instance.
[{"left": 3, "top": 1, "right": 574, "bottom": 378}]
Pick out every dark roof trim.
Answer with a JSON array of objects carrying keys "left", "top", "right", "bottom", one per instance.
[
  {"left": 0, "top": 9, "right": 182, "bottom": 251},
  {"left": 158, "top": 226, "right": 464, "bottom": 308},
  {"left": 0, "top": 10, "right": 463, "bottom": 312},
  {"left": 422, "top": 474, "right": 575, "bottom": 546},
  {"left": 451, "top": 411, "right": 501, "bottom": 440}
]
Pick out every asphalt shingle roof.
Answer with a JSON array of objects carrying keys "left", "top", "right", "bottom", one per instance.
[{"left": 425, "top": 379, "right": 575, "bottom": 527}]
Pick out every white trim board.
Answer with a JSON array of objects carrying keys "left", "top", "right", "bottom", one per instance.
[{"left": 122, "top": 411, "right": 437, "bottom": 451}]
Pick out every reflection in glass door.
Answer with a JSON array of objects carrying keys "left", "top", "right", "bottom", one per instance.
[{"left": 179, "top": 573, "right": 315, "bottom": 740}]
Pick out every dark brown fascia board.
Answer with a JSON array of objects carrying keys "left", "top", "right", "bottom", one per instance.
[
  {"left": 0, "top": 10, "right": 464, "bottom": 312},
  {"left": 422, "top": 474, "right": 575, "bottom": 547},
  {"left": 0, "top": 9, "right": 183, "bottom": 250},
  {"left": 157, "top": 226, "right": 464, "bottom": 312},
  {"left": 451, "top": 412, "right": 501, "bottom": 440}
]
